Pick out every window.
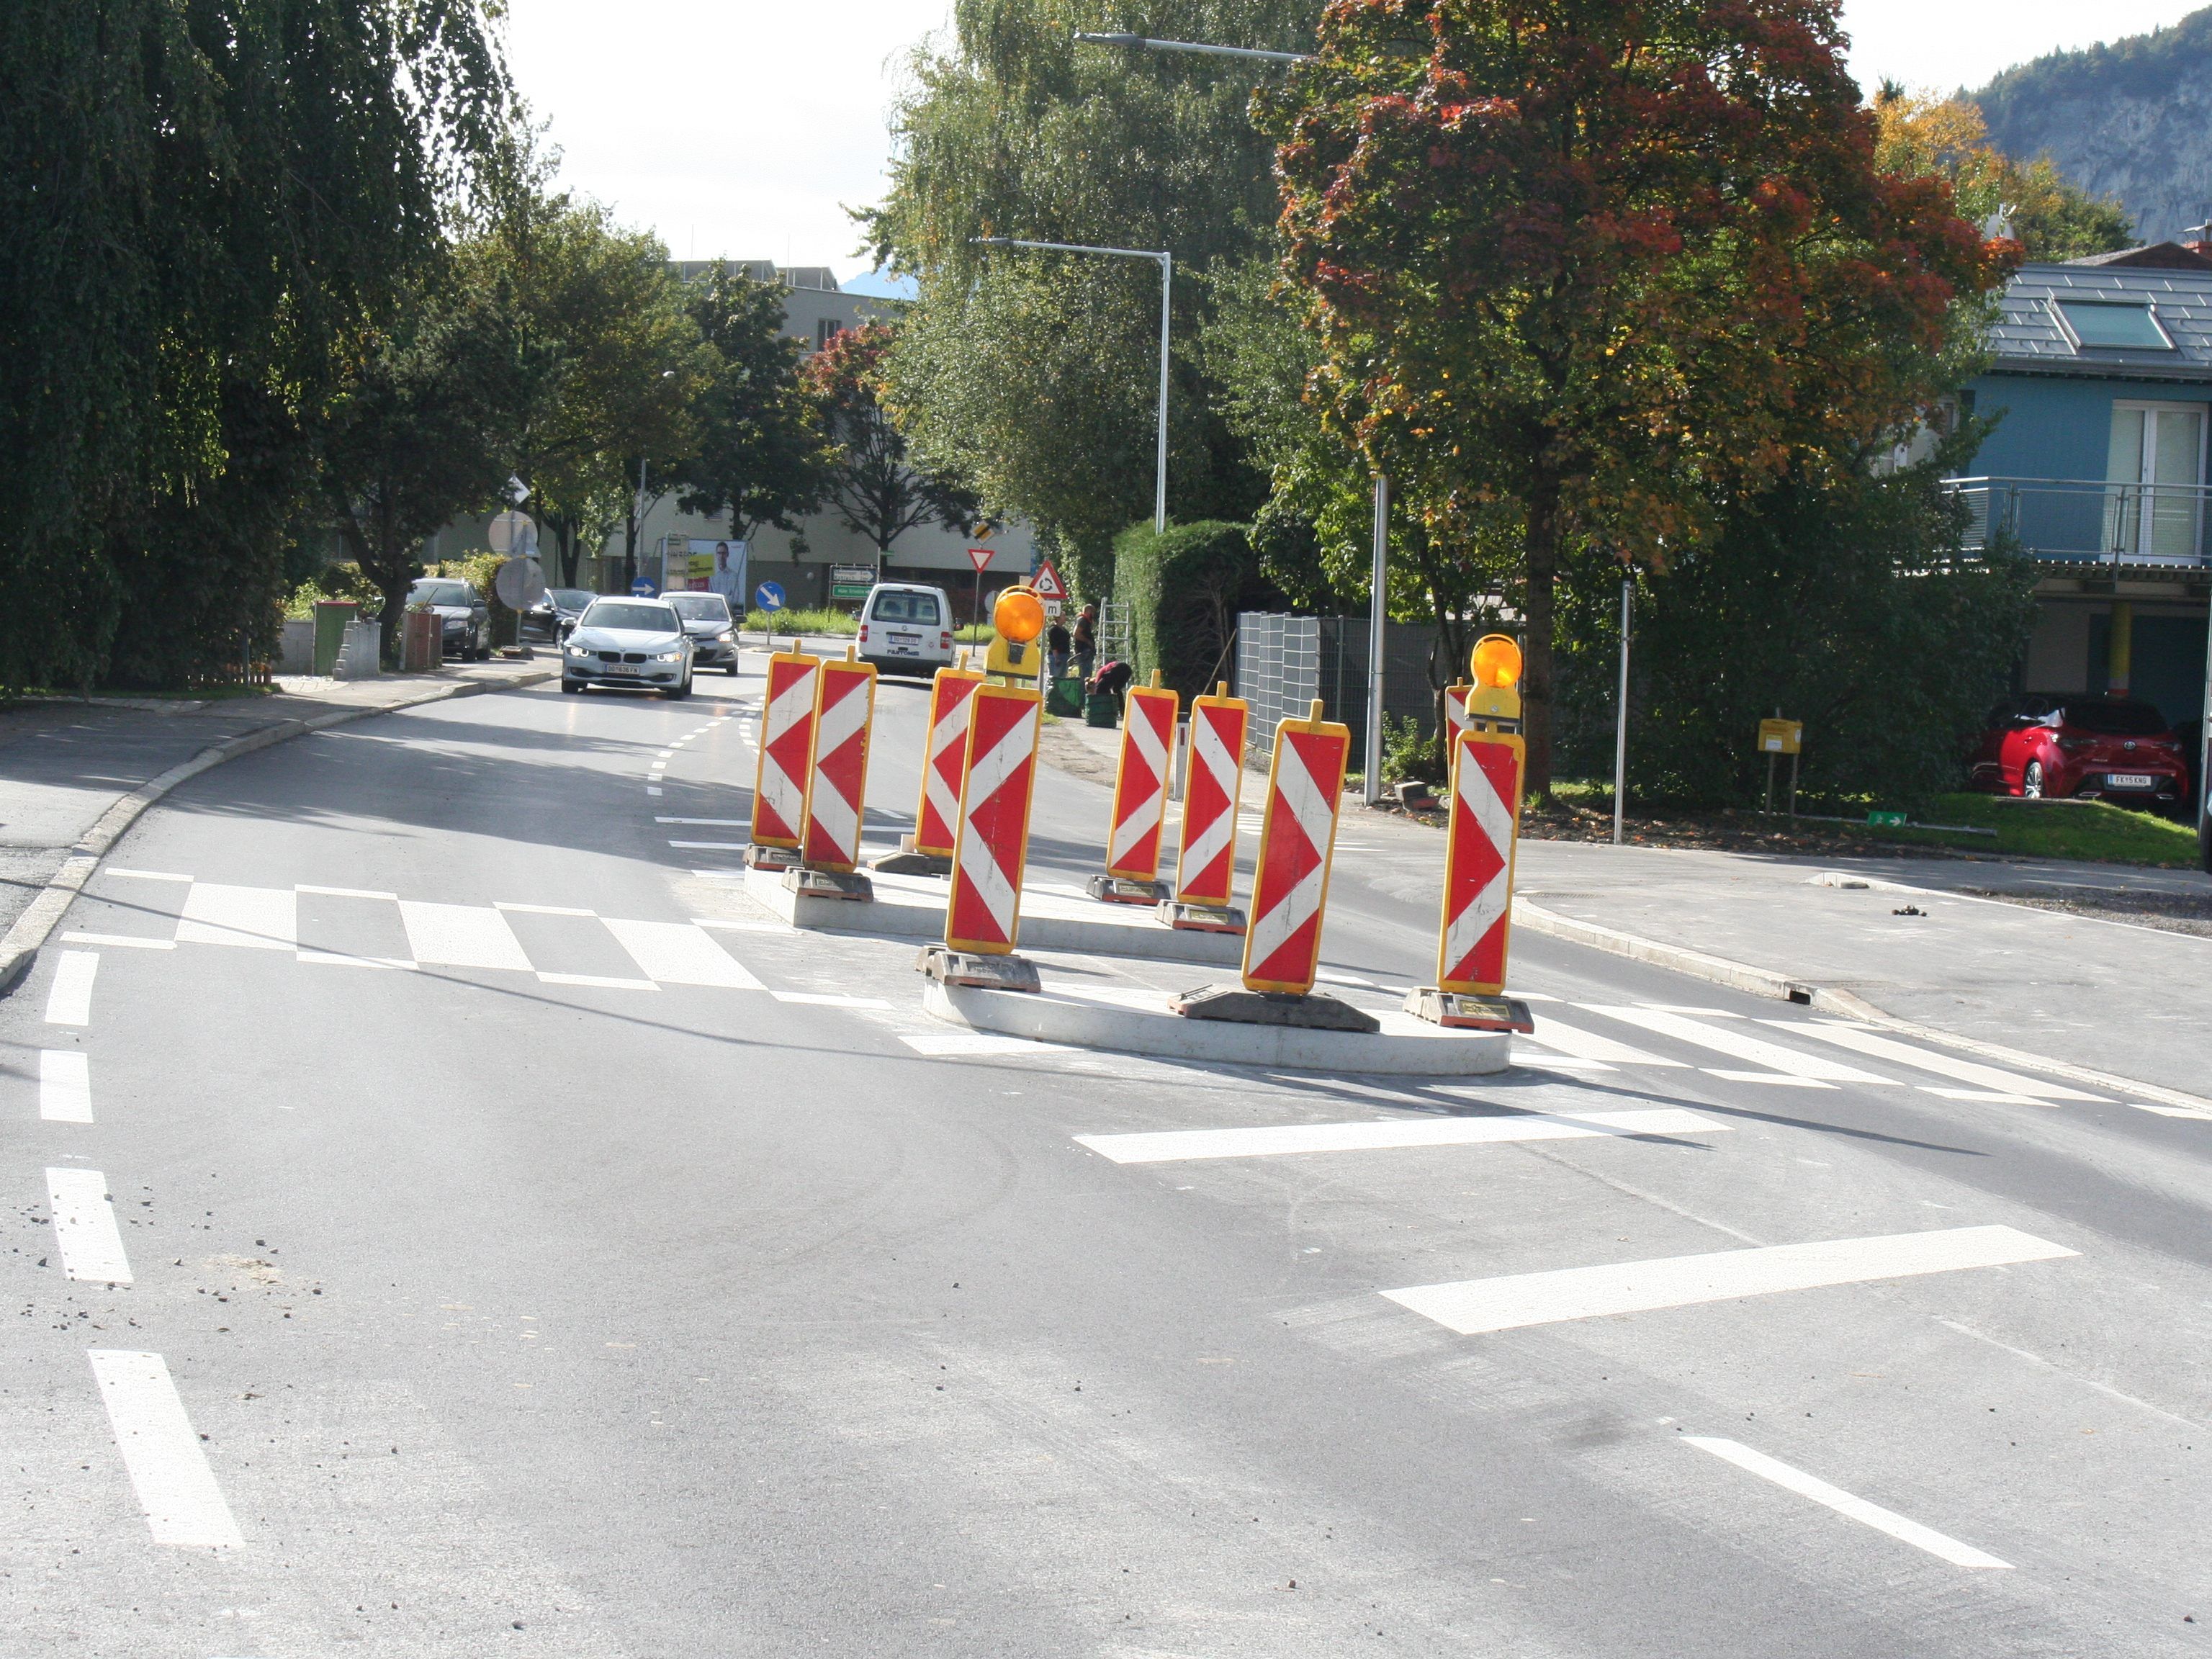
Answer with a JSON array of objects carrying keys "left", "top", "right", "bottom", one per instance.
[
  {"left": 2105, "top": 401, "right": 2207, "bottom": 559},
  {"left": 816, "top": 318, "right": 846, "bottom": 350},
  {"left": 2054, "top": 299, "right": 2173, "bottom": 350},
  {"left": 869, "top": 590, "right": 941, "bottom": 625}
]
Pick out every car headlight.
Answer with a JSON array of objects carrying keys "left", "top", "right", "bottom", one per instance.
[
  {"left": 652, "top": 650, "right": 682, "bottom": 662},
  {"left": 716, "top": 629, "right": 734, "bottom": 642},
  {"left": 565, "top": 644, "right": 590, "bottom": 657}
]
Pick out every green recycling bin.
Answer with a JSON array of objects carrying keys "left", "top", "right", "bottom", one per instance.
[
  {"left": 313, "top": 600, "right": 359, "bottom": 677},
  {"left": 1046, "top": 675, "right": 1084, "bottom": 718},
  {"left": 1082, "top": 690, "right": 1121, "bottom": 729}
]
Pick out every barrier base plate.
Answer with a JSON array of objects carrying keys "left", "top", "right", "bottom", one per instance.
[
  {"left": 784, "top": 868, "right": 873, "bottom": 902},
  {"left": 1156, "top": 901, "right": 1246, "bottom": 935},
  {"left": 1403, "top": 989, "right": 1534, "bottom": 1033},
  {"left": 917, "top": 943, "right": 1041, "bottom": 994},
  {"left": 1088, "top": 875, "right": 1170, "bottom": 906},
  {"left": 870, "top": 849, "right": 952, "bottom": 877},
  {"left": 745, "top": 844, "right": 802, "bottom": 872},
  {"left": 1169, "top": 985, "right": 1380, "bottom": 1034}
]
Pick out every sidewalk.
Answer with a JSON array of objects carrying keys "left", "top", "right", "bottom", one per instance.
[
  {"left": 0, "top": 660, "right": 552, "bottom": 985},
  {"left": 1506, "top": 835, "right": 2212, "bottom": 1103}
]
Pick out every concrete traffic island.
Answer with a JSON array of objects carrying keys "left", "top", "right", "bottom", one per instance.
[
  {"left": 920, "top": 972, "right": 1514, "bottom": 1075},
  {"left": 742, "top": 866, "right": 1241, "bottom": 966}
]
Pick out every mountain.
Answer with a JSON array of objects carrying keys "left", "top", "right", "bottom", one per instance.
[{"left": 1971, "top": 8, "right": 2212, "bottom": 245}]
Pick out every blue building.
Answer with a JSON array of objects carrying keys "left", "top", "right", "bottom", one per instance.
[{"left": 1951, "top": 249, "right": 2212, "bottom": 729}]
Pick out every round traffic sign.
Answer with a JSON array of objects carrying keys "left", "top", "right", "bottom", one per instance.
[
  {"left": 630, "top": 577, "right": 657, "bottom": 598},
  {"left": 755, "top": 581, "right": 786, "bottom": 612},
  {"left": 492, "top": 556, "right": 546, "bottom": 611},
  {"left": 488, "top": 510, "right": 536, "bottom": 557}
]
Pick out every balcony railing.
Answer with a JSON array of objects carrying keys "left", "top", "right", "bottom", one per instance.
[{"left": 1942, "top": 476, "right": 2212, "bottom": 568}]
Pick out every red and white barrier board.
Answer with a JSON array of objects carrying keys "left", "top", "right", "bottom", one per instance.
[
  {"left": 1240, "top": 707, "right": 1352, "bottom": 995},
  {"left": 945, "top": 683, "right": 1044, "bottom": 956},
  {"left": 914, "top": 663, "right": 984, "bottom": 859},
  {"left": 1105, "top": 683, "right": 1180, "bottom": 883},
  {"left": 1437, "top": 729, "right": 1524, "bottom": 996},
  {"left": 1172, "top": 690, "right": 1249, "bottom": 908},
  {"left": 1444, "top": 683, "right": 1472, "bottom": 739},
  {"left": 750, "top": 647, "right": 821, "bottom": 850},
  {"left": 799, "top": 655, "right": 878, "bottom": 873}
]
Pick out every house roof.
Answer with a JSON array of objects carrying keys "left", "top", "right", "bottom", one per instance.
[
  {"left": 2064, "top": 242, "right": 2212, "bottom": 271},
  {"left": 1988, "top": 264, "right": 2212, "bottom": 382}
]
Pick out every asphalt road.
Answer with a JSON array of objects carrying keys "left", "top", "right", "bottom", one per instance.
[{"left": 5, "top": 649, "right": 2209, "bottom": 1657}]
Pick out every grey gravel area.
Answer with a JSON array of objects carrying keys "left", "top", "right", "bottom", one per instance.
[{"left": 1964, "top": 885, "right": 2212, "bottom": 938}]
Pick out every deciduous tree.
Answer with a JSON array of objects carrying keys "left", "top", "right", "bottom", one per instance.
[
  {"left": 675, "top": 262, "right": 833, "bottom": 547},
  {"left": 809, "top": 323, "right": 985, "bottom": 557}
]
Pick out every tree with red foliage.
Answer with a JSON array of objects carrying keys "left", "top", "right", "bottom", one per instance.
[
  {"left": 806, "top": 321, "right": 985, "bottom": 557},
  {"left": 1266, "top": 0, "right": 2016, "bottom": 791}
]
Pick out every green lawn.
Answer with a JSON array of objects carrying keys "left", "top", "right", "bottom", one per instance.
[
  {"left": 1862, "top": 792, "right": 2200, "bottom": 866},
  {"left": 742, "top": 609, "right": 1000, "bottom": 646}
]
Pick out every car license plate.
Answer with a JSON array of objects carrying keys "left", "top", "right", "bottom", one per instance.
[
  {"left": 605, "top": 663, "right": 637, "bottom": 675},
  {"left": 2107, "top": 772, "right": 2154, "bottom": 788}
]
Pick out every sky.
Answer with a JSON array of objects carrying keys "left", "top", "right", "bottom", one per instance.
[{"left": 503, "top": 0, "right": 2205, "bottom": 282}]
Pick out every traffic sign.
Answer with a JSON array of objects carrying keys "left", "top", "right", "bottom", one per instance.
[
  {"left": 487, "top": 511, "right": 536, "bottom": 557},
  {"left": 1241, "top": 702, "right": 1352, "bottom": 996},
  {"left": 1437, "top": 730, "right": 1524, "bottom": 997},
  {"left": 755, "top": 581, "right": 786, "bottom": 612},
  {"left": 492, "top": 556, "right": 545, "bottom": 611},
  {"left": 967, "top": 547, "right": 995, "bottom": 573},
  {"left": 1758, "top": 717, "right": 1802, "bottom": 755},
  {"left": 1030, "top": 559, "right": 1067, "bottom": 601},
  {"left": 1173, "top": 687, "right": 1249, "bottom": 910},
  {"left": 630, "top": 577, "right": 657, "bottom": 598},
  {"left": 830, "top": 563, "right": 876, "bottom": 601}
]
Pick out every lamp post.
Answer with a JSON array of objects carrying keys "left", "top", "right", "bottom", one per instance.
[{"left": 973, "top": 236, "right": 1172, "bottom": 535}]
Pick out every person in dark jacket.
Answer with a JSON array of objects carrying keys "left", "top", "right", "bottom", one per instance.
[
  {"left": 1071, "top": 603, "right": 1098, "bottom": 683},
  {"left": 1046, "top": 618, "right": 1071, "bottom": 683}
]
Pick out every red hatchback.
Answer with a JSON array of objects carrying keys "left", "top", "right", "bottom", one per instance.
[{"left": 1970, "top": 694, "right": 2189, "bottom": 806}]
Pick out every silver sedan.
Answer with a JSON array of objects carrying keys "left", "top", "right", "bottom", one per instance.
[{"left": 560, "top": 599, "right": 696, "bottom": 698}]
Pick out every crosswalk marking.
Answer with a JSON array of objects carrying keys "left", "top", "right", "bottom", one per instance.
[
  {"left": 58, "top": 932, "right": 173, "bottom": 950},
  {"left": 899, "top": 1031, "right": 1071, "bottom": 1058},
  {"left": 537, "top": 971, "right": 659, "bottom": 992},
  {"left": 1581, "top": 1007, "right": 1887, "bottom": 1084},
  {"left": 39, "top": 1052, "right": 93, "bottom": 1123},
  {"left": 1383, "top": 1225, "right": 2076, "bottom": 1335},
  {"left": 178, "top": 883, "right": 295, "bottom": 951},
  {"left": 296, "top": 884, "right": 397, "bottom": 900},
  {"left": 397, "top": 901, "right": 532, "bottom": 971},
  {"left": 1771, "top": 1022, "right": 2106, "bottom": 1102},
  {"left": 1075, "top": 1107, "right": 1727, "bottom": 1165},
  {"left": 602, "top": 920, "right": 763, "bottom": 989},
  {"left": 45, "top": 952, "right": 97, "bottom": 1026},
  {"left": 48, "top": 1168, "right": 132, "bottom": 1284},
  {"left": 1521, "top": 1013, "right": 1688, "bottom": 1068},
  {"left": 1703, "top": 1070, "right": 1835, "bottom": 1089},
  {"left": 1683, "top": 1437, "right": 2011, "bottom": 1570}
]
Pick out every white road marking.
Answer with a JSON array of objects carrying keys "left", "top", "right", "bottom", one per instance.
[
  {"left": 1383, "top": 1226, "right": 2077, "bottom": 1334},
  {"left": 688, "top": 868, "right": 746, "bottom": 879},
  {"left": 177, "top": 883, "right": 296, "bottom": 951},
  {"left": 88, "top": 1351, "right": 243, "bottom": 1549},
  {"left": 646, "top": 788, "right": 663, "bottom": 796},
  {"left": 773, "top": 992, "right": 894, "bottom": 1008},
  {"left": 1076, "top": 1107, "right": 1727, "bottom": 1165},
  {"left": 48, "top": 1168, "right": 132, "bottom": 1283},
  {"left": 40, "top": 1051, "right": 93, "bottom": 1123},
  {"left": 45, "top": 951, "right": 98, "bottom": 1026},
  {"left": 1523, "top": 1014, "right": 1688, "bottom": 1067},
  {"left": 1923, "top": 1088, "right": 2056, "bottom": 1109},
  {"left": 1640, "top": 1004, "right": 1744, "bottom": 1017},
  {"left": 495, "top": 902, "right": 595, "bottom": 917},
  {"left": 1683, "top": 1437, "right": 2011, "bottom": 1569},
  {"left": 1582, "top": 1007, "right": 1885, "bottom": 1083},
  {"left": 603, "top": 920, "right": 763, "bottom": 989},
  {"left": 58, "top": 932, "right": 173, "bottom": 950},
  {"left": 103, "top": 868, "right": 191, "bottom": 883},
  {"left": 295, "top": 884, "right": 397, "bottom": 900},
  {"left": 1702, "top": 1070, "right": 1835, "bottom": 1089},
  {"left": 690, "top": 917, "right": 786, "bottom": 932},
  {"left": 1514, "top": 1054, "right": 1617, "bottom": 1075},
  {"left": 669, "top": 840, "right": 748, "bottom": 850},
  {"left": 657, "top": 817, "right": 748, "bottom": 826},
  {"left": 397, "top": 902, "right": 532, "bottom": 971},
  {"left": 296, "top": 951, "right": 414, "bottom": 971},
  {"left": 1773, "top": 1022, "right": 2105, "bottom": 1102},
  {"left": 537, "top": 971, "right": 659, "bottom": 992},
  {"left": 2131, "top": 1101, "right": 2212, "bottom": 1120},
  {"left": 899, "top": 1031, "right": 1073, "bottom": 1057}
]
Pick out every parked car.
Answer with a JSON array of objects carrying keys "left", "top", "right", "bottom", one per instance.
[
  {"left": 1969, "top": 693, "right": 2188, "bottom": 808},
  {"left": 664, "top": 592, "right": 739, "bottom": 674},
  {"left": 408, "top": 577, "right": 489, "bottom": 660},
  {"left": 855, "top": 583, "right": 956, "bottom": 677},
  {"left": 530, "top": 586, "right": 595, "bottom": 642},
  {"left": 560, "top": 598, "right": 694, "bottom": 698}
]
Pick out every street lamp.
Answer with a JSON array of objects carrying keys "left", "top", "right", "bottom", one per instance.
[
  {"left": 973, "top": 235, "right": 1173, "bottom": 536},
  {"left": 1073, "top": 31, "right": 1310, "bottom": 65}
]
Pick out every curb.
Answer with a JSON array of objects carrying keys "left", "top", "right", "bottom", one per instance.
[
  {"left": 0, "top": 670, "right": 554, "bottom": 998},
  {"left": 1511, "top": 896, "right": 2212, "bottom": 1118}
]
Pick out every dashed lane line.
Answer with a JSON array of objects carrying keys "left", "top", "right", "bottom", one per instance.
[
  {"left": 45, "top": 951, "right": 98, "bottom": 1026},
  {"left": 1383, "top": 1225, "right": 2077, "bottom": 1336},
  {"left": 48, "top": 1168, "right": 132, "bottom": 1284},
  {"left": 1683, "top": 1437, "right": 2012, "bottom": 1570},
  {"left": 39, "top": 1051, "right": 92, "bottom": 1123},
  {"left": 88, "top": 1351, "right": 243, "bottom": 1549}
]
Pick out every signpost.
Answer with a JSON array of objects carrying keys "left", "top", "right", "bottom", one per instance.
[
  {"left": 1758, "top": 716, "right": 1804, "bottom": 814},
  {"left": 966, "top": 546, "right": 994, "bottom": 629},
  {"left": 830, "top": 564, "right": 877, "bottom": 603}
]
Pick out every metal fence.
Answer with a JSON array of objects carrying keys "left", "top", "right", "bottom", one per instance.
[
  {"left": 1233, "top": 613, "right": 1442, "bottom": 765},
  {"left": 1943, "top": 476, "right": 2212, "bottom": 567}
]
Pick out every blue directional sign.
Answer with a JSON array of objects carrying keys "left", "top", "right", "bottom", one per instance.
[
  {"left": 755, "top": 581, "right": 786, "bottom": 612},
  {"left": 630, "top": 577, "right": 657, "bottom": 598}
]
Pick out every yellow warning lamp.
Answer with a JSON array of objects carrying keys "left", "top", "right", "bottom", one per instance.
[
  {"left": 985, "top": 584, "right": 1046, "bottom": 683},
  {"left": 1465, "top": 633, "right": 1522, "bottom": 723}
]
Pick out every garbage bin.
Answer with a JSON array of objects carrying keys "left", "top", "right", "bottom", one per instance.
[
  {"left": 1082, "top": 690, "right": 1121, "bottom": 729},
  {"left": 1046, "top": 676, "right": 1083, "bottom": 719},
  {"left": 312, "top": 600, "right": 359, "bottom": 677},
  {"left": 401, "top": 609, "right": 441, "bottom": 673}
]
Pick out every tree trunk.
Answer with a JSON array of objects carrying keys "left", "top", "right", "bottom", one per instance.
[{"left": 1521, "top": 479, "right": 1563, "bottom": 798}]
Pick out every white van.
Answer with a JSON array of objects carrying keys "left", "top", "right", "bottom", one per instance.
[{"left": 855, "top": 583, "right": 957, "bottom": 676}]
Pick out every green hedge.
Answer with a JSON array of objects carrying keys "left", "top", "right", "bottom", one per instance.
[{"left": 1110, "top": 520, "right": 1280, "bottom": 698}]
